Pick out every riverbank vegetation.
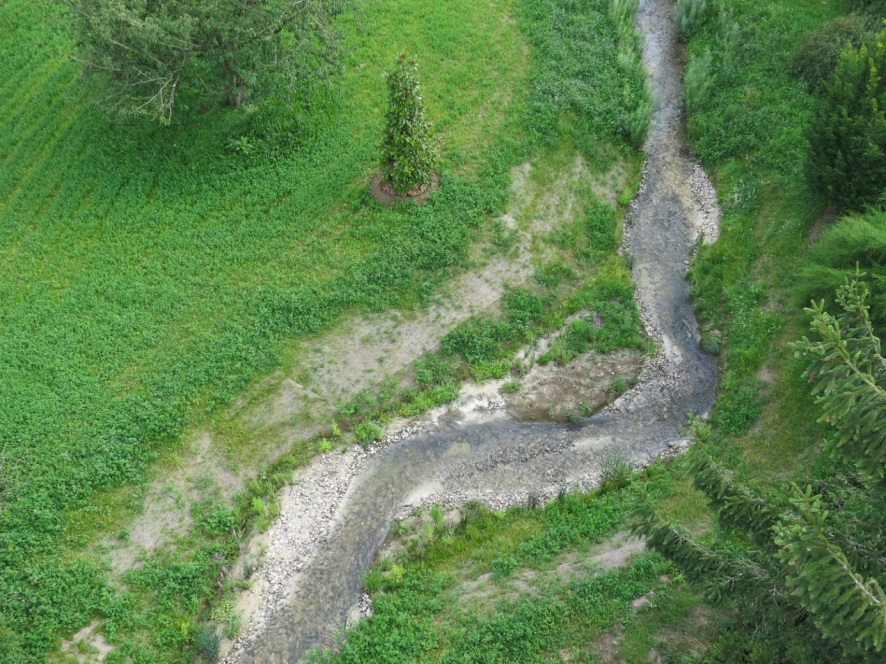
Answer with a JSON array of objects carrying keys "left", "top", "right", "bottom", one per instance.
[{"left": 318, "top": 0, "right": 886, "bottom": 662}]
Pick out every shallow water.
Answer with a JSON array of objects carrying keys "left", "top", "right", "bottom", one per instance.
[{"left": 244, "top": 0, "right": 717, "bottom": 659}]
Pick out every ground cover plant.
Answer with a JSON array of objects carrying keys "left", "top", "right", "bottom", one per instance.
[
  {"left": 308, "top": 466, "right": 713, "bottom": 664},
  {"left": 0, "top": 0, "right": 647, "bottom": 660},
  {"left": 61, "top": 0, "right": 345, "bottom": 122}
]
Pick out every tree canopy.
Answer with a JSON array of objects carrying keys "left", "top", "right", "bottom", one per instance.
[
  {"left": 808, "top": 24, "right": 886, "bottom": 211},
  {"left": 62, "top": 0, "right": 346, "bottom": 123},
  {"left": 382, "top": 52, "right": 436, "bottom": 195}
]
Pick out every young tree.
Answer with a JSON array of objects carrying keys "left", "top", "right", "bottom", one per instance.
[
  {"left": 62, "top": 0, "right": 346, "bottom": 124},
  {"left": 634, "top": 274, "right": 886, "bottom": 661},
  {"left": 382, "top": 52, "right": 436, "bottom": 196},
  {"left": 808, "top": 25, "right": 886, "bottom": 211}
]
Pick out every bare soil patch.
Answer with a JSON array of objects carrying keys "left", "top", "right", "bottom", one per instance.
[
  {"left": 507, "top": 349, "right": 644, "bottom": 422},
  {"left": 369, "top": 171, "right": 440, "bottom": 205}
]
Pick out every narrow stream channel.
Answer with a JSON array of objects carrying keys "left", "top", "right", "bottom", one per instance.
[{"left": 239, "top": 0, "right": 717, "bottom": 659}]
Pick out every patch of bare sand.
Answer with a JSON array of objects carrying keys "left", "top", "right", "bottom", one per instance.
[
  {"left": 59, "top": 621, "right": 113, "bottom": 664},
  {"left": 453, "top": 532, "right": 645, "bottom": 611},
  {"left": 508, "top": 349, "right": 644, "bottom": 422}
]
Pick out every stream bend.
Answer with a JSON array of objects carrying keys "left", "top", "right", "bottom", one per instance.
[{"left": 235, "top": 0, "right": 717, "bottom": 660}]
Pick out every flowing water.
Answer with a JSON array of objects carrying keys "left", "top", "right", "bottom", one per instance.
[{"left": 242, "top": 0, "right": 717, "bottom": 659}]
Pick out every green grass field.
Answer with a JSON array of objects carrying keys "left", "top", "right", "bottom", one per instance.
[{"left": 0, "top": 0, "right": 648, "bottom": 660}]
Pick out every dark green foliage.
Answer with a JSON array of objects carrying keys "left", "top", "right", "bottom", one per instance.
[
  {"left": 792, "top": 276, "right": 886, "bottom": 488},
  {"left": 850, "top": 0, "right": 886, "bottom": 17},
  {"left": 808, "top": 26, "right": 886, "bottom": 211},
  {"left": 790, "top": 14, "right": 872, "bottom": 90},
  {"left": 61, "top": 0, "right": 345, "bottom": 123},
  {"left": 637, "top": 277, "right": 886, "bottom": 661},
  {"left": 382, "top": 53, "right": 436, "bottom": 195},
  {"left": 797, "top": 211, "right": 886, "bottom": 335}
]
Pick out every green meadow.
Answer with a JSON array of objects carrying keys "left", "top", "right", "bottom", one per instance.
[{"left": 0, "top": 0, "right": 647, "bottom": 659}]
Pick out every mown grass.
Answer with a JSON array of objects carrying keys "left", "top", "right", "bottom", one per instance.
[{"left": 0, "top": 0, "right": 648, "bottom": 660}]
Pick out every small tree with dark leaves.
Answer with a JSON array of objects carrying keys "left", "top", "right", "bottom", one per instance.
[{"left": 382, "top": 53, "right": 436, "bottom": 195}]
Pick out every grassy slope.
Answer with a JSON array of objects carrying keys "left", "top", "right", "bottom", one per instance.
[
  {"left": 311, "top": 0, "right": 871, "bottom": 662},
  {"left": 0, "top": 0, "right": 648, "bottom": 661}
]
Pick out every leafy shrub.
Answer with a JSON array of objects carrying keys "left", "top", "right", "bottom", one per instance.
[
  {"left": 790, "top": 14, "right": 871, "bottom": 90},
  {"left": 382, "top": 53, "right": 437, "bottom": 194},
  {"left": 491, "top": 555, "right": 518, "bottom": 580},
  {"left": 355, "top": 421, "right": 384, "bottom": 446},
  {"left": 808, "top": 26, "right": 886, "bottom": 211},
  {"left": 193, "top": 503, "right": 236, "bottom": 538},
  {"left": 441, "top": 318, "right": 515, "bottom": 364}
]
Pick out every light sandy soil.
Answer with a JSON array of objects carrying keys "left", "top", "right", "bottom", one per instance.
[{"left": 95, "top": 153, "right": 630, "bottom": 584}]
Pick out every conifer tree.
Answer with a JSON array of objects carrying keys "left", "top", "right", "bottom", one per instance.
[
  {"left": 808, "top": 25, "right": 886, "bottom": 211},
  {"left": 382, "top": 53, "right": 437, "bottom": 196},
  {"left": 633, "top": 274, "right": 886, "bottom": 661}
]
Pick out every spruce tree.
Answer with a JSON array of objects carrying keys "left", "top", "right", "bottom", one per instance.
[
  {"left": 382, "top": 53, "right": 437, "bottom": 196},
  {"left": 633, "top": 274, "right": 886, "bottom": 661},
  {"left": 808, "top": 26, "right": 886, "bottom": 211}
]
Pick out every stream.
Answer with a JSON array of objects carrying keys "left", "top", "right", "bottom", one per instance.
[{"left": 235, "top": 0, "right": 717, "bottom": 660}]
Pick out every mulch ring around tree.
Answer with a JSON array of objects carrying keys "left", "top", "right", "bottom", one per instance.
[{"left": 370, "top": 171, "right": 440, "bottom": 205}]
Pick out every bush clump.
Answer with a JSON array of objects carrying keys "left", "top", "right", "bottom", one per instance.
[
  {"left": 790, "top": 14, "right": 871, "bottom": 90},
  {"left": 355, "top": 421, "right": 384, "bottom": 446},
  {"left": 808, "top": 26, "right": 886, "bottom": 211}
]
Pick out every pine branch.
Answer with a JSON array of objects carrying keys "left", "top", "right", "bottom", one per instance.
[{"left": 776, "top": 484, "right": 886, "bottom": 655}]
